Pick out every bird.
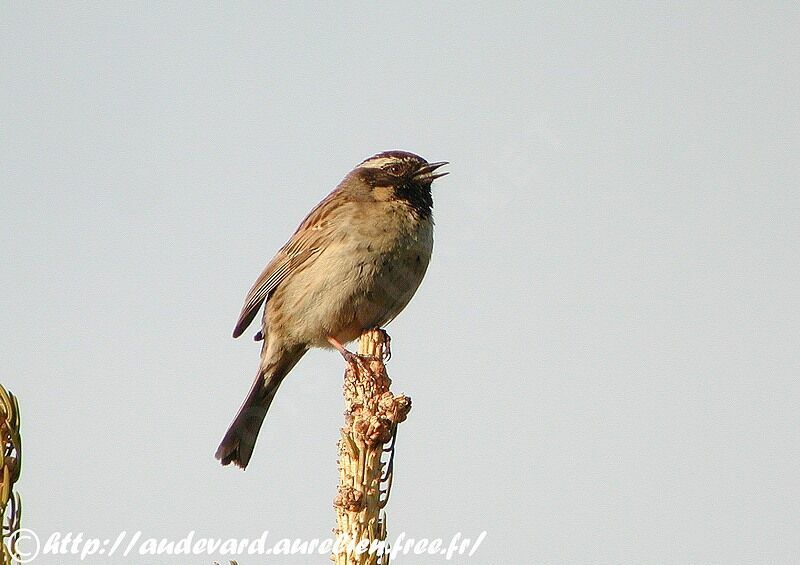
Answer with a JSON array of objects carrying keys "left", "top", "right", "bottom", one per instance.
[{"left": 215, "top": 150, "right": 448, "bottom": 469}]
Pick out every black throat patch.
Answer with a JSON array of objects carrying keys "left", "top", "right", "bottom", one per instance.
[{"left": 394, "top": 180, "right": 433, "bottom": 219}]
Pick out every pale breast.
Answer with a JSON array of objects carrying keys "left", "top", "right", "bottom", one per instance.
[{"left": 270, "top": 201, "right": 434, "bottom": 347}]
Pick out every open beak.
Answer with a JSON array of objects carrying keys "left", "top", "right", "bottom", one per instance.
[{"left": 413, "top": 161, "right": 449, "bottom": 182}]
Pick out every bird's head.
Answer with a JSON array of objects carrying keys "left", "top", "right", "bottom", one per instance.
[{"left": 349, "top": 150, "right": 449, "bottom": 217}]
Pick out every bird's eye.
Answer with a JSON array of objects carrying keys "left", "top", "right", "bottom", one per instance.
[{"left": 385, "top": 163, "right": 404, "bottom": 176}]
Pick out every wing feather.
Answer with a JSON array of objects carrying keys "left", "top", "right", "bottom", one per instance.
[{"left": 231, "top": 192, "right": 341, "bottom": 338}]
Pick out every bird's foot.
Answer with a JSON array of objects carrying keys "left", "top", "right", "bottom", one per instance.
[
  {"left": 347, "top": 353, "right": 376, "bottom": 373},
  {"left": 327, "top": 336, "right": 381, "bottom": 372}
]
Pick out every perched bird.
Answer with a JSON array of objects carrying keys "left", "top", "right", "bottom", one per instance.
[{"left": 216, "top": 150, "right": 448, "bottom": 469}]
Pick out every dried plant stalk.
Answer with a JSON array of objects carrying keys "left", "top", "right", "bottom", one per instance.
[
  {"left": 333, "top": 330, "right": 411, "bottom": 564},
  {"left": 0, "top": 385, "right": 22, "bottom": 565}
]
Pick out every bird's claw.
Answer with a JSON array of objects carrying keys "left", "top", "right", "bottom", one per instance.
[
  {"left": 341, "top": 351, "right": 379, "bottom": 373},
  {"left": 377, "top": 329, "right": 392, "bottom": 362}
]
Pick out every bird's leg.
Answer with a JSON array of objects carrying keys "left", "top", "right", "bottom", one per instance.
[
  {"left": 327, "top": 335, "right": 380, "bottom": 371},
  {"left": 327, "top": 336, "right": 367, "bottom": 372},
  {"left": 327, "top": 335, "right": 354, "bottom": 359}
]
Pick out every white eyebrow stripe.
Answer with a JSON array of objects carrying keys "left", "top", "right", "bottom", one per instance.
[{"left": 358, "top": 156, "right": 395, "bottom": 168}]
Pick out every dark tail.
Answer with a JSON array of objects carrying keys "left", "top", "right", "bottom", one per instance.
[{"left": 215, "top": 346, "right": 304, "bottom": 469}]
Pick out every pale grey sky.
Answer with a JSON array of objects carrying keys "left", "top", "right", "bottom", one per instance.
[{"left": 2, "top": 3, "right": 799, "bottom": 564}]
